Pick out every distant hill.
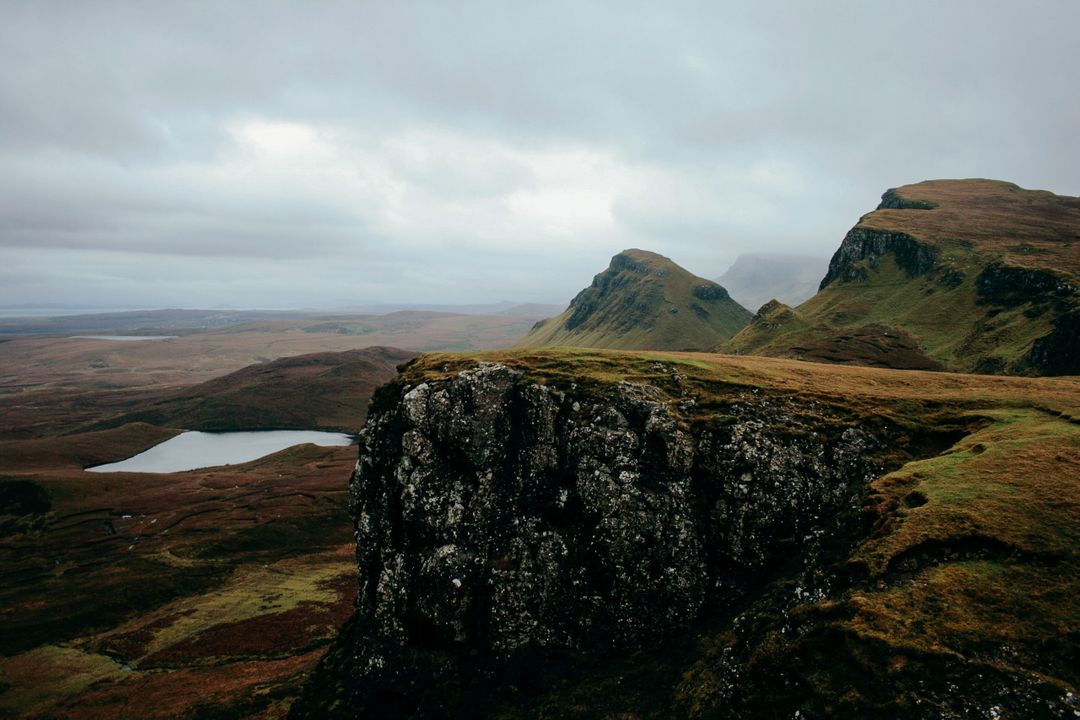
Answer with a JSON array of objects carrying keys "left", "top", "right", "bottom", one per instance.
[
  {"left": 0, "top": 308, "right": 325, "bottom": 336},
  {"left": 519, "top": 249, "right": 752, "bottom": 351},
  {"left": 716, "top": 253, "right": 830, "bottom": 312},
  {"left": 726, "top": 179, "right": 1080, "bottom": 375},
  {"left": 337, "top": 302, "right": 563, "bottom": 317},
  {"left": 101, "top": 346, "right": 418, "bottom": 433}
]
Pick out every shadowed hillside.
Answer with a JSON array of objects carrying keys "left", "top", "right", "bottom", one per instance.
[
  {"left": 726, "top": 180, "right": 1080, "bottom": 375},
  {"left": 519, "top": 249, "right": 752, "bottom": 351},
  {"left": 98, "top": 346, "right": 418, "bottom": 434}
]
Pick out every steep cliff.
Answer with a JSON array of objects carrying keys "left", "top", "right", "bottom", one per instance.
[
  {"left": 519, "top": 249, "right": 751, "bottom": 351},
  {"left": 292, "top": 349, "right": 1080, "bottom": 719},
  {"left": 726, "top": 179, "right": 1080, "bottom": 375}
]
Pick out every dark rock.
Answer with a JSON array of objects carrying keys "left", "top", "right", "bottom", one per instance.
[
  {"left": 609, "top": 253, "right": 654, "bottom": 275},
  {"left": 295, "top": 363, "right": 895, "bottom": 718},
  {"left": 0, "top": 479, "right": 51, "bottom": 516},
  {"left": 938, "top": 267, "right": 965, "bottom": 289},
  {"left": 1028, "top": 310, "right": 1080, "bottom": 376},
  {"left": 976, "top": 261, "right": 1077, "bottom": 308},
  {"left": 692, "top": 283, "right": 730, "bottom": 302},
  {"left": 820, "top": 229, "right": 938, "bottom": 290},
  {"left": 876, "top": 188, "right": 938, "bottom": 210}
]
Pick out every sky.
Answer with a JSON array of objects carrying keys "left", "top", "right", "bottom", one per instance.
[{"left": 2, "top": 1, "right": 1079, "bottom": 310}]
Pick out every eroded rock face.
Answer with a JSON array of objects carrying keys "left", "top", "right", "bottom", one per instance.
[
  {"left": 876, "top": 188, "right": 937, "bottom": 210},
  {"left": 976, "top": 261, "right": 1077, "bottom": 307},
  {"left": 1029, "top": 310, "right": 1080, "bottom": 375},
  {"left": 306, "top": 362, "right": 890, "bottom": 717},
  {"left": 820, "top": 228, "right": 938, "bottom": 289},
  {"left": 974, "top": 262, "right": 1079, "bottom": 375}
]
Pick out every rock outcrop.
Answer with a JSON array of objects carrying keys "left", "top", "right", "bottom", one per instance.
[
  {"left": 290, "top": 349, "right": 1080, "bottom": 719},
  {"left": 294, "top": 360, "right": 905, "bottom": 717},
  {"left": 819, "top": 228, "right": 938, "bottom": 289}
]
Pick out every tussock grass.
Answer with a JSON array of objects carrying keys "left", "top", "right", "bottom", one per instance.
[{"left": 399, "top": 348, "right": 1080, "bottom": 714}]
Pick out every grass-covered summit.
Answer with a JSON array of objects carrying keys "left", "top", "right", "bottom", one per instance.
[
  {"left": 297, "top": 347, "right": 1080, "bottom": 719},
  {"left": 726, "top": 179, "right": 1080, "bottom": 375},
  {"left": 519, "top": 248, "right": 751, "bottom": 351}
]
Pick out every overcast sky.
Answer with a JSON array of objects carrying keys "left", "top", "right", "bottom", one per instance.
[{"left": 2, "top": 1, "right": 1078, "bottom": 309}]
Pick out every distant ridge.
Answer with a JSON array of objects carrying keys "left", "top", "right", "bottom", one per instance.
[
  {"left": 97, "top": 346, "right": 418, "bottom": 433},
  {"left": 716, "top": 253, "right": 830, "bottom": 312},
  {"left": 519, "top": 249, "right": 751, "bottom": 351},
  {"left": 725, "top": 179, "right": 1080, "bottom": 375}
]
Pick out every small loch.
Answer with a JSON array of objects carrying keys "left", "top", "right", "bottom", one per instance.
[
  {"left": 87, "top": 430, "right": 355, "bottom": 473},
  {"left": 71, "top": 335, "right": 178, "bottom": 341}
]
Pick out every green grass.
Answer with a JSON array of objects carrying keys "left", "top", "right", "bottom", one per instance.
[
  {"left": 725, "top": 179, "right": 1080, "bottom": 375},
  {"left": 518, "top": 249, "right": 752, "bottom": 351},
  {"left": 390, "top": 348, "right": 1080, "bottom": 716}
]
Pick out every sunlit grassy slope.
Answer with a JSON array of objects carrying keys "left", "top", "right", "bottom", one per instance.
[
  {"left": 519, "top": 249, "right": 752, "bottom": 351},
  {"left": 727, "top": 179, "right": 1080, "bottom": 375},
  {"left": 397, "top": 348, "right": 1079, "bottom": 717}
]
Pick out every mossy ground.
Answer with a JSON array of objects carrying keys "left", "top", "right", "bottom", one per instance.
[
  {"left": 0, "top": 438, "right": 359, "bottom": 720},
  {"left": 384, "top": 348, "right": 1080, "bottom": 717}
]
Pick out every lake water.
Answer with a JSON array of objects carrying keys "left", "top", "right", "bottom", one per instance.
[
  {"left": 71, "top": 335, "right": 178, "bottom": 341},
  {"left": 87, "top": 430, "right": 355, "bottom": 473}
]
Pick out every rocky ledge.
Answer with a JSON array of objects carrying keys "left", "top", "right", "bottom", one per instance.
[
  {"left": 819, "top": 228, "right": 939, "bottom": 289},
  {"left": 292, "top": 359, "right": 941, "bottom": 718}
]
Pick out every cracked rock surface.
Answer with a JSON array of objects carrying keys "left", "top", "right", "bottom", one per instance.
[{"left": 295, "top": 361, "right": 891, "bottom": 717}]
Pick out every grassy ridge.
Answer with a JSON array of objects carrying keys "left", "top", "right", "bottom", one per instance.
[
  {"left": 727, "top": 179, "right": 1080, "bottom": 375},
  {"left": 519, "top": 249, "right": 752, "bottom": 351},
  {"left": 396, "top": 348, "right": 1080, "bottom": 717},
  {"left": 96, "top": 346, "right": 417, "bottom": 434}
]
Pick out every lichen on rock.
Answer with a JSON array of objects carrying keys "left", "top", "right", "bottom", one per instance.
[{"left": 299, "top": 360, "right": 898, "bottom": 717}]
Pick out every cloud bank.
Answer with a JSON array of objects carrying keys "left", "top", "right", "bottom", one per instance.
[{"left": 2, "top": 1, "right": 1078, "bottom": 308}]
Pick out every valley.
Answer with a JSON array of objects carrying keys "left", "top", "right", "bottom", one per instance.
[{"left": 0, "top": 309, "right": 541, "bottom": 718}]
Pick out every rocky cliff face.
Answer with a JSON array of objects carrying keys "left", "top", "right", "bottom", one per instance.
[
  {"left": 876, "top": 188, "right": 937, "bottom": 210},
  {"left": 294, "top": 359, "right": 915, "bottom": 718},
  {"left": 975, "top": 262, "right": 1079, "bottom": 373},
  {"left": 976, "top": 261, "right": 1077, "bottom": 307},
  {"left": 1028, "top": 310, "right": 1080, "bottom": 375},
  {"left": 819, "top": 228, "right": 939, "bottom": 290}
]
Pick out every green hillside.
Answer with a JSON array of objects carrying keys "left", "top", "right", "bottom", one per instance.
[
  {"left": 726, "top": 179, "right": 1080, "bottom": 375},
  {"left": 519, "top": 249, "right": 752, "bottom": 351}
]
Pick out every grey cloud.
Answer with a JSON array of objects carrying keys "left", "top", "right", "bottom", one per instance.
[{"left": 1, "top": 0, "right": 1078, "bottom": 308}]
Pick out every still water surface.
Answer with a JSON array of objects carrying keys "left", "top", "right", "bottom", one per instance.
[
  {"left": 87, "top": 430, "right": 355, "bottom": 473},
  {"left": 71, "top": 335, "right": 177, "bottom": 341}
]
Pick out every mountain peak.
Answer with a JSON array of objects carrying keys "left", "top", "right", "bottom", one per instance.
[
  {"left": 519, "top": 249, "right": 750, "bottom": 351},
  {"left": 726, "top": 179, "right": 1080, "bottom": 375}
]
